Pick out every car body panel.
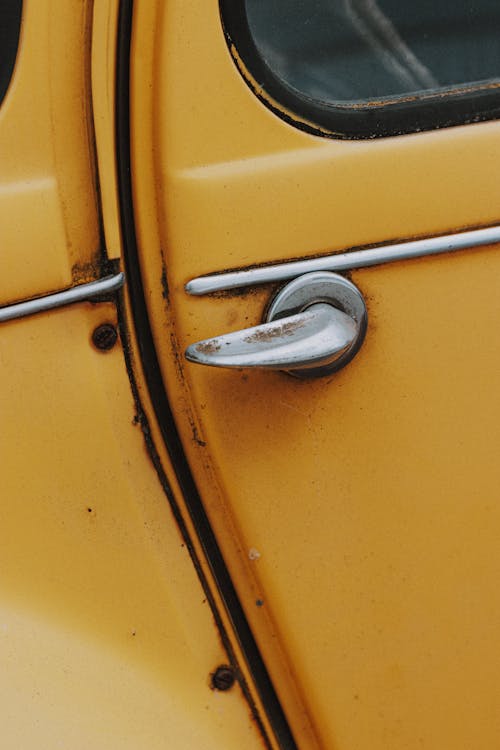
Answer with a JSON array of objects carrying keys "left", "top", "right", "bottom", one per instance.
[
  {"left": 0, "top": 0, "right": 101, "bottom": 305},
  {"left": 0, "top": 299, "right": 268, "bottom": 749},
  {"left": 129, "top": 1, "right": 500, "bottom": 748},
  {"left": 0, "top": 2, "right": 271, "bottom": 748}
]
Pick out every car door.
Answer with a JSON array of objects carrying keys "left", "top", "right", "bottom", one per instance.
[
  {"left": 1, "top": 3, "right": 272, "bottom": 748},
  {"left": 126, "top": 2, "right": 500, "bottom": 748}
]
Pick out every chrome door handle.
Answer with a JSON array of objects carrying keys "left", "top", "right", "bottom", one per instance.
[
  {"left": 185, "top": 272, "right": 367, "bottom": 378},
  {"left": 186, "top": 302, "right": 356, "bottom": 372}
]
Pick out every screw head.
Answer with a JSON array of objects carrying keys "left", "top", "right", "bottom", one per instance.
[
  {"left": 211, "top": 665, "right": 236, "bottom": 691},
  {"left": 92, "top": 323, "right": 118, "bottom": 351}
]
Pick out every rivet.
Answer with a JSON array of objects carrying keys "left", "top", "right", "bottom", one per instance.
[
  {"left": 211, "top": 665, "right": 236, "bottom": 691},
  {"left": 92, "top": 323, "right": 118, "bottom": 351}
]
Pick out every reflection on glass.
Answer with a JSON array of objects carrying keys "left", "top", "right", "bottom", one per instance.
[{"left": 245, "top": 0, "right": 500, "bottom": 104}]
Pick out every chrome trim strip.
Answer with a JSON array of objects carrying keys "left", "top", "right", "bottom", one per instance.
[
  {"left": 185, "top": 225, "right": 500, "bottom": 296},
  {"left": 0, "top": 273, "right": 125, "bottom": 323}
]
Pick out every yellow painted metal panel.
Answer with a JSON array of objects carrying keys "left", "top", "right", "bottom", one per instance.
[
  {"left": 128, "top": 5, "right": 320, "bottom": 746},
  {"left": 131, "top": 1, "right": 500, "bottom": 748},
  {"left": 91, "top": 0, "right": 122, "bottom": 260},
  {"left": 174, "top": 251, "right": 500, "bottom": 749},
  {"left": 154, "top": 1, "right": 500, "bottom": 282},
  {"left": 0, "top": 0, "right": 100, "bottom": 305},
  {"left": 0, "top": 301, "right": 265, "bottom": 750}
]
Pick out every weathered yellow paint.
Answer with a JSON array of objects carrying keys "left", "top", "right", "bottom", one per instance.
[
  {"left": 91, "top": 0, "right": 122, "bottom": 260},
  {"left": 88, "top": 2, "right": 282, "bottom": 742},
  {"left": 132, "top": 1, "right": 500, "bottom": 748},
  {"left": 128, "top": 5, "right": 320, "bottom": 748},
  {"left": 0, "top": 2, "right": 275, "bottom": 747},
  {"left": 0, "top": 301, "right": 266, "bottom": 750},
  {"left": 152, "top": 1, "right": 500, "bottom": 285},
  {"left": 0, "top": 0, "right": 100, "bottom": 305}
]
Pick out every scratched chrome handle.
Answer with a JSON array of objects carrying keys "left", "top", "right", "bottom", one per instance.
[
  {"left": 185, "top": 272, "right": 367, "bottom": 378},
  {"left": 185, "top": 302, "right": 358, "bottom": 373}
]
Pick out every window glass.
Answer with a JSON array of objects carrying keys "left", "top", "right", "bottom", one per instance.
[
  {"left": 222, "top": 0, "right": 500, "bottom": 137},
  {"left": 0, "top": 1, "right": 23, "bottom": 107}
]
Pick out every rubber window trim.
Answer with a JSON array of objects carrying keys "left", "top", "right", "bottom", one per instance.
[{"left": 220, "top": 0, "right": 500, "bottom": 139}]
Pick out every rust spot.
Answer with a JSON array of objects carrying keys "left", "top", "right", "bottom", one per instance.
[
  {"left": 71, "top": 257, "right": 120, "bottom": 286},
  {"left": 71, "top": 259, "right": 102, "bottom": 285},
  {"left": 190, "top": 421, "right": 207, "bottom": 447},
  {"left": 244, "top": 318, "right": 306, "bottom": 344},
  {"left": 169, "top": 332, "right": 185, "bottom": 381},
  {"left": 160, "top": 266, "right": 170, "bottom": 306},
  {"left": 211, "top": 284, "right": 271, "bottom": 300},
  {"left": 195, "top": 340, "right": 221, "bottom": 355}
]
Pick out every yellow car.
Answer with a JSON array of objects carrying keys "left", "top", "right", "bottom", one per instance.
[{"left": 2, "top": 1, "right": 500, "bottom": 748}]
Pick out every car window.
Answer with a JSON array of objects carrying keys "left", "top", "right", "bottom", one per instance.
[
  {"left": 221, "top": 0, "right": 500, "bottom": 137},
  {"left": 1, "top": 1, "right": 23, "bottom": 107}
]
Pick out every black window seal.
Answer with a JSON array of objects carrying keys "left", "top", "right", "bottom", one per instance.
[{"left": 220, "top": 0, "right": 500, "bottom": 139}]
